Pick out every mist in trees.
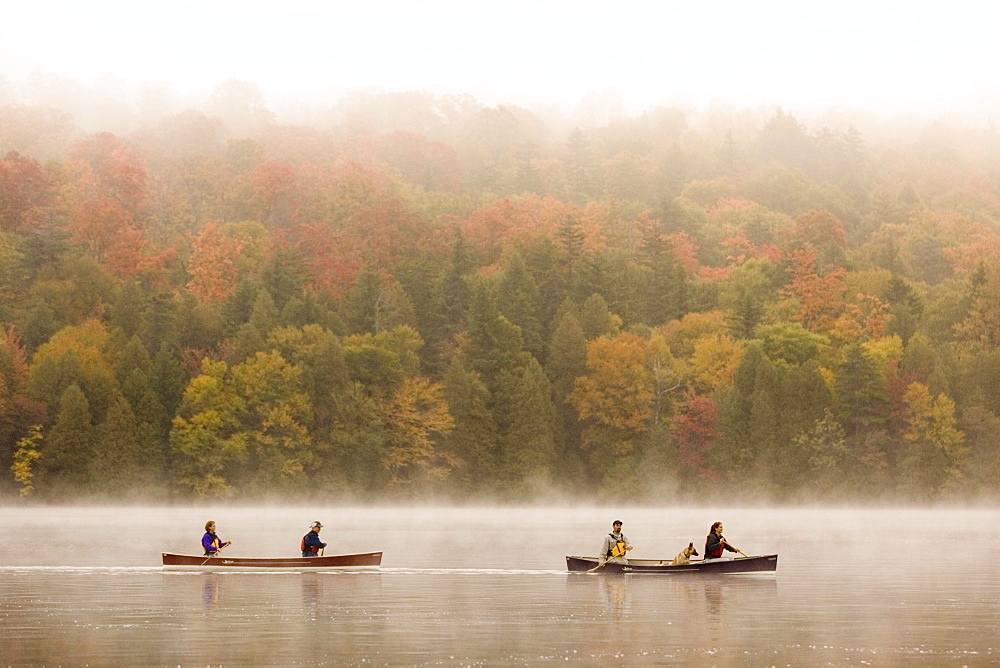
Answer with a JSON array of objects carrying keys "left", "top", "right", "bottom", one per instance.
[{"left": 3, "top": 77, "right": 1000, "bottom": 505}]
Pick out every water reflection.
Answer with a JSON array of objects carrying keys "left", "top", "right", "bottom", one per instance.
[
  {"left": 302, "top": 574, "right": 320, "bottom": 621},
  {"left": 201, "top": 573, "right": 221, "bottom": 613},
  {"left": 600, "top": 575, "right": 630, "bottom": 621}
]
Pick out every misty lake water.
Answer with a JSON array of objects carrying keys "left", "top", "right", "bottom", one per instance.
[{"left": 1, "top": 506, "right": 997, "bottom": 665}]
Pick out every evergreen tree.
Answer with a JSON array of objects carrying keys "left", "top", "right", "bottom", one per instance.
[
  {"left": 302, "top": 331, "right": 351, "bottom": 433},
  {"left": 522, "top": 238, "right": 568, "bottom": 353},
  {"left": 248, "top": 289, "right": 279, "bottom": 334},
  {"left": 545, "top": 302, "right": 588, "bottom": 484},
  {"left": 122, "top": 366, "right": 169, "bottom": 443},
  {"left": 115, "top": 336, "right": 154, "bottom": 384},
  {"left": 221, "top": 279, "right": 259, "bottom": 335},
  {"left": 440, "top": 231, "right": 474, "bottom": 331},
  {"left": 497, "top": 251, "right": 544, "bottom": 361},
  {"left": 635, "top": 226, "right": 688, "bottom": 326},
  {"left": 37, "top": 384, "right": 95, "bottom": 493},
  {"left": 344, "top": 267, "right": 383, "bottom": 334},
  {"left": 261, "top": 245, "right": 307, "bottom": 311},
  {"left": 579, "top": 293, "right": 619, "bottom": 340},
  {"left": 141, "top": 290, "right": 180, "bottom": 354},
  {"left": 546, "top": 303, "right": 588, "bottom": 402},
  {"left": 714, "top": 343, "right": 783, "bottom": 482},
  {"left": 322, "top": 382, "right": 387, "bottom": 495},
  {"left": 441, "top": 358, "right": 498, "bottom": 492},
  {"left": 152, "top": 342, "right": 184, "bottom": 420},
  {"left": 20, "top": 302, "right": 58, "bottom": 352},
  {"left": 835, "top": 343, "right": 890, "bottom": 438},
  {"left": 91, "top": 390, "right": 156, "bottom": 496},
  {"left": 781, "top": 360, "right": 834, "bottom": 440},
  {"left": 464, "top": 281, "right": 532, "bottom": 385},
  {"left": 500, "top": 358, "right": 558, "bottom": 492},
  {"left": 108, "top": 281, "right": 149, "bottom": 340},
  {"left": 28, "top": 351, "right": 86, "bottom": 421}
]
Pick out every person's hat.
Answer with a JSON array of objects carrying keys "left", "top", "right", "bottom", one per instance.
[
  {"left": 310, "top": 521, "right": 324, "bottom": 528},
  {"left": 613, "top": 519, "right": 623, "bottom": 525}
]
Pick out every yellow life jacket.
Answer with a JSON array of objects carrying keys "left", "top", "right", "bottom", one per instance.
[{"left": 607, "top": 533, "right": 629, "bottom": 558}]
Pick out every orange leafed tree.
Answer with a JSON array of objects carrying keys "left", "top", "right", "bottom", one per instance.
[
  {"left": 0, "top": 151, "right": 54, "bottom": 233},
  {"left": 669, "top": 393, "right": 720, "bottom": 480},
  {"left": 380, "top": 376, "right": 458, "bottom": 484},
  {"left": 294, "top": 222, "right": 365, "bottom": 297},
  {"left": 786, "top": 209, "right": 848, "bottom": 252},
  {"left": 462, "top": 195, "right": 580, "bottom": 262},
  {"left": 364, "top": 131, "right": 462, "bottom": 192},
  {"left": 67, "top": 133, "right": 150, "bottom": 220},
  {"left": 782, "top": 248, "right": 847, "bottom": 334},
  {"left": 103, "top": 225, "right": 176, "bottom": 281},
  {"left": 824, "top": 294, "right": 892, "bottom": 345},
  {"left": 943, "top": 229, "right": 1000, "bottom": 277},
  {"left": 250, "top": 161, "right": 300, "bottom": 227},
  {"left": 568, "top": 332, "right": 655, "bottom": 433},
  {"left": 186, "top": 222, "right": 247, "bottom": 302}
]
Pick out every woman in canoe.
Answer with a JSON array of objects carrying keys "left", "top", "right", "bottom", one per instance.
[
  {"left": 704, "top": 521, "right": 739, "bottom": 560},
  {"left": 202, "top": 520, "right": 231, "bottom": 557}
]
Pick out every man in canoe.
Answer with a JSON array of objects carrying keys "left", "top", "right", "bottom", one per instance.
[
  {"left": 599, "top": 520, "right": 633, "bottom": 566},
  {"left": 704, "top": 521, "right": 740, "bottom": 560},
  {"left": 202, "top": 520, "right": 231, "bottom": 557},
  {"left": 301, "top": 521, "right": 328, "bottom": 557}
]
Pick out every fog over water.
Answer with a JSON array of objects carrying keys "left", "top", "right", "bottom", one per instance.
[{"left": 1, "top": 505, "right": 998, "bottom": 664}]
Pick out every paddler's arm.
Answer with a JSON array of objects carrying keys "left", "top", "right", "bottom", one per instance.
[{"left": 598, "top": 536, "right": 610, "bottom": 564}]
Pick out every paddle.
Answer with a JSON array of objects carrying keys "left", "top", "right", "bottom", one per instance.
[
  {"left": 587, "top": 541, "right": 632, "bottom": 572},
  {"left": 726, "top": 542, "right": 750, "bottom": 558},
  {"left": 721, "top": 537, "right": 748, "bottom": 559},
  {"left": 200, "top": 542, "right": 230, "bottom": 566}
]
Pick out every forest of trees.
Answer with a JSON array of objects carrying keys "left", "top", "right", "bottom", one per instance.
[{"left": 2, "top": 79, "right": 1000, "bottom": 503}]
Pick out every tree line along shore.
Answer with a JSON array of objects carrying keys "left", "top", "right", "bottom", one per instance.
[{"left": 1, "top": 89, "right": 999, "bottom": 502}]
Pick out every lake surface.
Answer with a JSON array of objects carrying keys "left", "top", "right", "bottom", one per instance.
[{"left": 1, "top": 505, "right": 997, "bottom": 665}]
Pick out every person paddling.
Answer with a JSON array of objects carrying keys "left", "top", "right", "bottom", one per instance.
[
  {"left": 202, "top": 521, "right": 231, "bottom": 557},
  {"left": 599, "top": 520, "right": 633, "bottom": 566},
  {"left": 301, "top": 521, "right": 328, "bottom": 557},
  {"left": 704, "top": 521, "right": 740, "bottom": 560}
]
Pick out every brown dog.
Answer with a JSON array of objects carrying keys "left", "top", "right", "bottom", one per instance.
[{"left": 671, "top": 542, "right": 699, "bottom": 565}]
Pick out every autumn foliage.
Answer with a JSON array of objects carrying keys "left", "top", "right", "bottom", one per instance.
[{"left": 0, "top": 90, "right": 998, "bottom": 502}]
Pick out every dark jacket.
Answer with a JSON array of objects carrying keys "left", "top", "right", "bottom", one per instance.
[
  {"left": 301, "top": 531, "right": 328, "bottom": 557},
  {"left": 202, "top": 531, "right": 224, "bottom": 556},
  {"left": 705, "top": 532, "right": 737, "bottom": 559}
]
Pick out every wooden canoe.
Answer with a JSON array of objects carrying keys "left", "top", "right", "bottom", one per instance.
[
  {"left": 162, "top": 551, "right": 382, "bottom": 571},
  {"left": 566, "top": 554, "right": 778, "bottom": 574}
]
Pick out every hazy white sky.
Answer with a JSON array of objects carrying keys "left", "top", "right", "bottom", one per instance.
[{"left": 2, "top": 0, "right": 998, "bottom": 115}]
